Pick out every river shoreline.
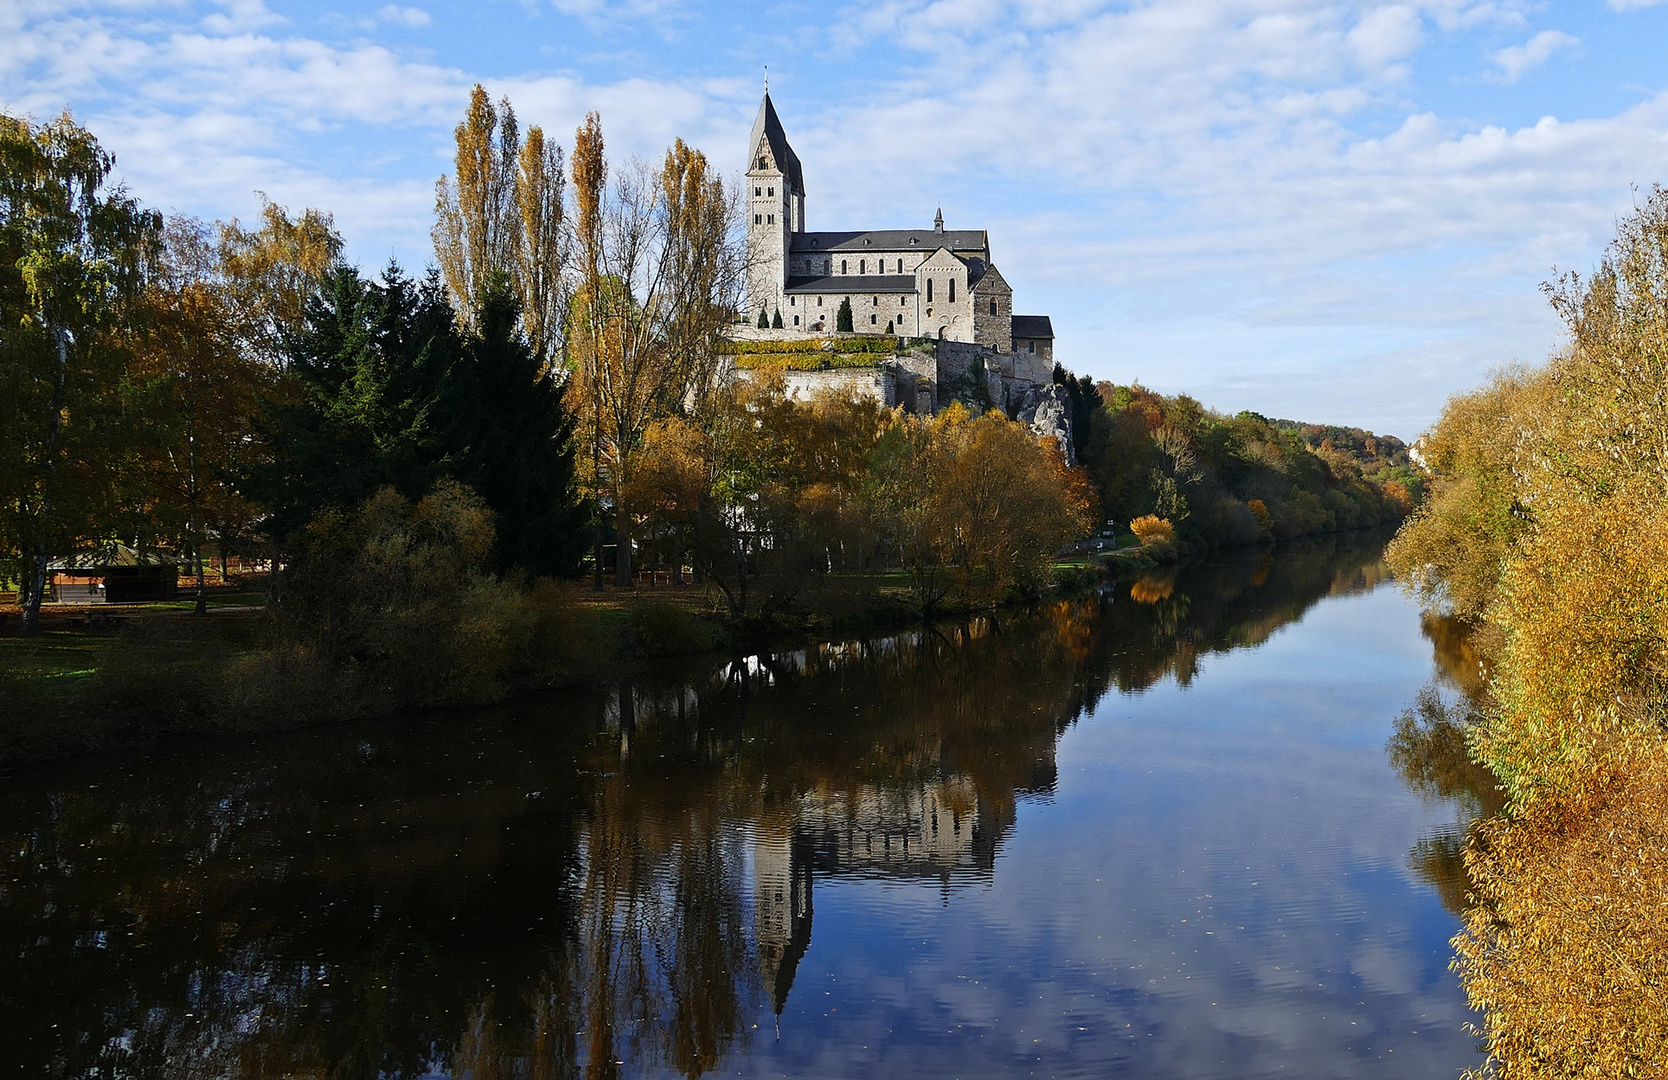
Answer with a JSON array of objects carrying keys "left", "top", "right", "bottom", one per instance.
[{"left": 1, "top": 530, "right": 1394, "bottom": 770}]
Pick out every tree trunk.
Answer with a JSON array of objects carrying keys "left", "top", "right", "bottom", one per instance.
[
  {"left": 592, "top": 519, "right": 606, "bottom": 590},
  {"left": 194, "top": 542, "right": 207, "bottom": 616},
  {"left": 614, "top": 504, "right": 633, "bottom": 588}
]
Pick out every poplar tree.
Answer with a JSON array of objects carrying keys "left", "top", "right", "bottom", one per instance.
[
  {"left": 434, "top": 86, "right": 569, "bottom": 361},
  {"left": 566, "top": 123, "right": 742, "bottom": 589}
]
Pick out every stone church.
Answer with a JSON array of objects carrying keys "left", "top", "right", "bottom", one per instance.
[{"left": 744, "top": 92, "right": 1055, "bottom": 371}]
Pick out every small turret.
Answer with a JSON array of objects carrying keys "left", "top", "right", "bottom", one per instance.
[{"left": 934, "top": 207, "right": 944, "bottom": 234}]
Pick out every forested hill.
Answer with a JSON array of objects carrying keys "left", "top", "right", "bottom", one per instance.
[{"left": 1271, "top": 419, "right": 1414, "bottom": 472}]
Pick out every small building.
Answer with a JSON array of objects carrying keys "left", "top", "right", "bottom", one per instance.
[{"left": 49, "top": 545, "right": 179, "bottom": 604}]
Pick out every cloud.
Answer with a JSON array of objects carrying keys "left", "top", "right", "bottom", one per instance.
[
  {"left": 1347, "top": 5, "right": 1424, "bottom": 73},
  {"left": 1489, "top": 28, "right": 1579, "bottom": 83},
  {"left": 1607, "top": 0, "right": 1667, "bottom": 10},
  {"left": 374, "top": 5, "right": 431, "bottom": 28}
]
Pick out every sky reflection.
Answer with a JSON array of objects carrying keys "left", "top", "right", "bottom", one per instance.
[{"left": 0, "top": 536, "right": 1486, "bottom": 1079}]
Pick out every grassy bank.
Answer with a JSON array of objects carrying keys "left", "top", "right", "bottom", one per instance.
[{"left": 1, "top": 546, "right": 1173, "bottom": 768}]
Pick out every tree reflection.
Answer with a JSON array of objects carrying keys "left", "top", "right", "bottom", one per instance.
[
  {"left": 0, "top": 534, "right": 1392, "bottom": 1079},
  {"left": 1388, "top": 615, "right": 1506, "bottom": 917}
]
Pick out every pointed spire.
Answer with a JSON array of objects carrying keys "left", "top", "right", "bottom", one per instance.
[{"left": 934, "top": 207, "right": 944, "bottom": 234}]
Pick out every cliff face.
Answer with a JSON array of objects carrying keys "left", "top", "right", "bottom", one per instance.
[{"left": 1013, "top": 382, "right": 1075, "bottom": 466}]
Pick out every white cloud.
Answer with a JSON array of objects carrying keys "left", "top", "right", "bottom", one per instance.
[
  {"left": 1489, "top": 28, "right": 1579, "bottom": 83},
  {"left": 1608, "top": 0, "right": 1667, "bottom": 10},
  {"left": 1347, "top": 5, "right": 1424, "bottom": 73},
  {"left": 374, "top": 5, "right": 431, "bottom": 28}
]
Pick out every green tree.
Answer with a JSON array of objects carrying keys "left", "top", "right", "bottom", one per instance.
[
  {"left": 757, "top": 306, "right": 768, "bottom": 329},
  {"left": 771, "top": 307, "right": 783, "bottom": 329},
  {"left": 836, "top": 297, "right": 853, "bottom": 332},
  {"left": 0, "top": 112, "right": 159, "bottom": 633}
]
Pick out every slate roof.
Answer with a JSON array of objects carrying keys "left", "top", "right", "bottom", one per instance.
[
  {"left": 785, "top": 275, "right": 918, "bottom": 295},
  {"left": 1011, "top": 315, "right": 1054, "bottom": 339},
  {"left": 791, "top": 229, "right": 987, "bottom": 253},
  {"left": 749, "top": 92, "right": 805, "bottom": 195}
]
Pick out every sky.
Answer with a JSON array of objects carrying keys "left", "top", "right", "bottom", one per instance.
[{"left": 7, "top": 0, "right": 1668, "bottom": 437}]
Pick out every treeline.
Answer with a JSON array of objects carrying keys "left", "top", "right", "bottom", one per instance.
[
  {"left": 1, "top": 92, "right": 1088, "bottom": 657},
  {"left": 1050, "top": 370, "right": 1420, "bottom": 547},
  {"left": 1386, "top": 188, "right": 1668, "bottom": 1075}
]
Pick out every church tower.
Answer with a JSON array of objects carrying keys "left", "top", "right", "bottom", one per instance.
[{"left": 745, "top": 91, "right": 804, "bottom": 323}]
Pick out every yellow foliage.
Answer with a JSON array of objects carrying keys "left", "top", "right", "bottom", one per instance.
[{"left": 1130, "top": 515, "right": 1176, "bottom": 547}]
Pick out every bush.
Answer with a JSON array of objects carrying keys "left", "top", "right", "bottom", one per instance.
[{"left": 1130, "top": 515, "right": 1177, "bottom": 561}]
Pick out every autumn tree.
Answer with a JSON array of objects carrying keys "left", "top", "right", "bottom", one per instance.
[
  {"left": 217, "top": 195, "right": 342, "bottom": 371},
  {"left": 0, "top": 112, "right": 159, "bottom": 633},
  {"left": 433, "top": 85, "right": 569, "bottom": 360},
  {"left": 567, "top": 117, "right": 743, "bottom": 588},
  {"left": 129, "top": 217, "right": 278, "bottom": 613}
]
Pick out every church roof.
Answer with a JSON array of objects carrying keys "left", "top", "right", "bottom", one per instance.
[
  {"left": 785, "top": 274, "right": 917, "bottom": 294},
  {"left": 749, "top": 92, "right": 804, "bottom": 195},
  {"left": 791, "top": 229, "right": 987, "bottom": 253},
  {"left": 1011, "top": 314, "right": 1054, "bottom": 339}
]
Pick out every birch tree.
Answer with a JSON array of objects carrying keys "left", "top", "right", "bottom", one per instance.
[{"left": 0, "top": 112, "right": 158, "bottom": 633}]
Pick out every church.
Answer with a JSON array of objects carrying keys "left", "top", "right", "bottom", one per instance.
[{"left": 743, "top": 92, "right": 1055, "bottom": 370}]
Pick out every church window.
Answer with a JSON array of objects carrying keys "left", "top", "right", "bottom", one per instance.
[
  {"left": 754, "top": 186, "right": 761, "bottom": 196},
  {"left": 926, "top": 279, "right": 933, "bottom": 302},
  {"left": 841, "top": 259, "right": 847, "bottom": 274},
  {"left": 817, "top": 296, "right": 823, "bottom": 306},
  {"left": 794, "top": 315, "right": 800, "bottom": 326},
  {"left": 1028, "top": 340, "right": 1035, "bottom": 354},
  {"left": 767, "top": 214, "right": 774, "bottom": 224},
  {"left": 871, "top": 313, "right": 877, "bottom": 324},
  {"left": 768, "top": 186, "right": 775, "bottom": 196},
  {"left": 989, "top": 298, "right": 998, "bottom": 315},
  {"left": 789, "top": 296, "right": 795, "bottom": 306},
  {"left": 824, "top": 259, "right": 831, "bottom": 274},
  {"left": 754, "top": 214, "right": 761, "bottom": 225},
  {"left": 859, "top": 259, "right": 865, "bottom": 273},
  {"left": 949, "top": 279, "right": 956, "bottom": 302},
  {"left": 758, "top": 157, "right": 766, "bottom": 169}
]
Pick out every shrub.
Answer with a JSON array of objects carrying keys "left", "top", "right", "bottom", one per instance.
[{"left": 1130, "top": 515, "right": 1177, "bottom": 561}]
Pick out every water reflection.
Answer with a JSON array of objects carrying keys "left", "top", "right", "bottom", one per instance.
[
  {"left": 1387, "top": 613, "right": 1506, "bottom": 918},
  {"left": 3, "top": 534, "right": 1416, "bottom": 1079}
]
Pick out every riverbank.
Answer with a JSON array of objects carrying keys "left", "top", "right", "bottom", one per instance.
[{"left": 0, "top": 533, "right": 1381, "bottom": 769}]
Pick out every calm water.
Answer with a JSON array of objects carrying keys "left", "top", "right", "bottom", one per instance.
[{"left": 2, "top": 536, "right": 1492, "bottom": 1079}]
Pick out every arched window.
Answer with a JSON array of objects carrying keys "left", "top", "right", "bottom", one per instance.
[
  {"left": 841, "top": 259, "right": 847, "bottom": 274},
  {"left": 926, "top": 279, "right": 933, "bottom": 302},
  {"left": 794, "top": 315, "right": 800, "bottom": 326},
  {"left": 949, "top": 279, "right": 956, "bottom": 303},
  {"left": 859, "top": 259, "right": 865, "bottom": 274},
  {"left": 989, "top": 298, "right": 997, "bottom": 315},
  {"left": 824, "top": 259, "right": 831, "bottom": 275}
]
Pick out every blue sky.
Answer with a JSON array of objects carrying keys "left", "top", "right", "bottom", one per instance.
[{"left": 8, "top": 0, "right": 1668, "bottom": 436}]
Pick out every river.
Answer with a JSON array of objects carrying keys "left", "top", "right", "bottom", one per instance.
[{"left": 1, "top": 535, "right": 1492, "bottom": 1078}]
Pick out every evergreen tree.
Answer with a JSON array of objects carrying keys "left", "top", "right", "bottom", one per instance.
[
  {"left": 886, "top": 320, "right": 895, "bottom": 334},
  {"left": 757, "top": 306, "right": 768, "bottom": 329},
  {"left": 446, "top": 275, "right": 588, "bottom": 577},
  {"left": 246, "top": 263, "right": 460, "bottom": 547},
  {"left": 836, "top": 297, "right": 853, "bottom": 332},
  {"left": 771, "top": 307, "right": 783, "bottom": 329}
]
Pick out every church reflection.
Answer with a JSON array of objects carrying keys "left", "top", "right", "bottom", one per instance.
[{"left": 1, "top": 534, "right": 1393, "bottom": 1080}]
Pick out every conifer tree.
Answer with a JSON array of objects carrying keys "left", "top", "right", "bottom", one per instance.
[
  {"left": 757, "top": 306, "right": 768, "bottom": 328},
  {"left": 836, "top": 297, "right": 853, "bottom": 332},
  {"left": 772, "top": 307, "right": 783, "bottom": 329}
]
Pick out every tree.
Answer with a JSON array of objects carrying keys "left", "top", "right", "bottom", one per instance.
[
  {"left": 433, "top": 86, "right": 569, "bottom": 359},
  {"left": 771, "top": 307, "right": 783, "bottom": 329},
  {"left": 217, "top": 195, "right": 342, "bottom": 371},
  {"left": 836, "top": 297, "right": 853, "bottom": 332},
  {"left": 567, "top": 119, "right": 744, "bottom": 588},
  {"left": 0, "top": 112, "right": 159, "bottom": 633},
  {"left": 129, "top": 216, "right": 277, "bottom": 613},
  {"left": 757, "top": 306, "right": 768, "bottom": 329},
  {"left": 446, "top": 274, "right": 588, "bottom": 577}
]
